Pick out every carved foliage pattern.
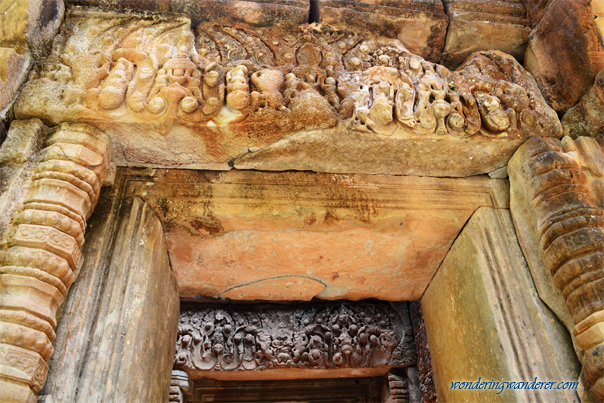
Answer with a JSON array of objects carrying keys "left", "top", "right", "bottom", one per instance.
[
  {"left": 26, "top": 12, "right": 560, "bottom": 140},
  {"left": 175, "top": 303, "right": 412, "bottom": 373}
]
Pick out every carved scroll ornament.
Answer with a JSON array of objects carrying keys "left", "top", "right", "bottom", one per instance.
[
  {"left": 174, "top": 303, "right": 415, "bottom": 376},
  {"left": 0, "top": 123, "right": 112, "bottom": 402}
]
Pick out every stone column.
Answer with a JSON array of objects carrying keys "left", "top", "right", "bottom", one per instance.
[
  {"left": 0, "top": 122, "right": 112, "bottom": 402},
  {"left": 509, "top": 135, "right": 604, "bottom": 402},
  {"left": 422, "top": 207, "right": 580, "bottom": 402}
]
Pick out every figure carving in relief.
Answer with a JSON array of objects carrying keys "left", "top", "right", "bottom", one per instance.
[
  {"left": 175, "top": 303, "right": 408, "bottom": 373},
  {"left": 292, "top": 43, "right": 326, "bottom": 89},
  {"left": 250, "top": 69, "right": 286, "bottom": 111},
  {"left": 21, "top": 15, "right": 562, "bottom": 141},
  {"left": 147, "top": 46, "right": 203, "bottom": 114}
]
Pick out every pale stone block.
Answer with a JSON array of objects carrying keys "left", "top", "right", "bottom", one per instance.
[
  {"left": 319, "top": 0, "right": 448, "bottom": 63},
  {"left": 524, "top": 0, "right": 604, "bottom": 111},
  {"left": 441, "top": 0, "right": 531, "bottom": 68},
  {"left": 422, "top": 207, "right": 580, "bottom": 402},
  {"left": 121, "top": 169, "right": 509, "bottom": 301},
  {"left": 0, "top": 119, "right": 45, "bottom": 164},
  {"left": 42, "top": 197, "right": 179, "bottom": 403}
]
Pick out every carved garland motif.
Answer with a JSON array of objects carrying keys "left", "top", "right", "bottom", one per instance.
[
  {"left": 21, "top": 10, "right": 560, "bottom": 141},
  {"left": 175, "top": 303, "right": 413, "bottom": 373},
  {"left": 0, "top": 123, "right": 112, "bottom": 398}
]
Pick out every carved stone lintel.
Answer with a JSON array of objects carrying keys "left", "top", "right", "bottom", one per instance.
[
  {"left": 175, "top": 302, "right": 416, "bottom": 380},
  {"left": 0, "top": 122, "right": 112, "bottom": 402}
]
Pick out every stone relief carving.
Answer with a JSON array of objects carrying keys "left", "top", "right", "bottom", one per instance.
[
  {"left": 0, "top": 122, "right": 112, "bottom": 401},
  {"left": 19, "top": 10, "right": 559, "bottom": 140},
  {"left": 174, "top": 303, "right": 415, "bottom": 374},
  {"left": 12, "top": 8, "right": 562, "bottom": 176},
  {"left": 509, "top": 136, "right": 604, "bottom": 402}
]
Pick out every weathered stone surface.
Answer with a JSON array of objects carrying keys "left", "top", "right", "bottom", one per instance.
[
  {"left": 524, "top": 0, "right": 604, "bottom": 112},
  {"left": 562, "top": 67, "right": 604, "bottom": 138},
  {"left": 67, "top": 0, "right": 310, "bottom": 27},
  {"left": 440, "top": 0, "right": 531, "bottom": 69},
  {"left": 319, "top": 0, "right": 448, "bottom": 63},
  {"left": 422, "top": 207, "right": 580, "bottom": 402},
  {"left": 409, "top": 301, "right": 437, "bottom": 403},
  {"left": 0, "top": 122, "right": 112, "bottom": 402},
  {"left": 233, "top": 50, "right": 561, "bottom": 176},
  {"left": 42, "top": 197, "right": 180, "bottom": 403},
  {"left": 170, "top": 370, "right": 190, "bottom": 403},
  {"left": 121, "top": 168, "right": 509, "bottom": 301},
  {"left": 594, "top": 0, "right": 604, "bottom": 38},
  {"left": 14, "top": 9, "right": 561, "bottom": 177},
  {"left": 508, "top": 136, "right": 604, "bottom": 402},
  {"left": 0, "top": 0, "right": 64, "bottom": 56},
  {"left": 0, "top": 120, "right": 46, "bottom": 244},
  {"left": 0, "top": 47, "right": 30, "bottom": 114},
  {"left": 175, "top": 301, "right": 415, "bottom": 381},
  {"left": 0, "top": 0, "right": 64, "bottom": 116},
  {"left": 383, "top": 369, "right": 420, "bottom": 403}
]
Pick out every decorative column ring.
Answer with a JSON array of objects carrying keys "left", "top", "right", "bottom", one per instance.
[{"left": 0, "top": 123, "right": 112, "bottom": 403}]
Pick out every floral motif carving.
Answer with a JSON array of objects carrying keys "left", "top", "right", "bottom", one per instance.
[
  {"left": 174, "top": 303, "right": 415, "bottom": 374},
  {"left": 19, "top": 10, "right": 559, "bottom": 142}
]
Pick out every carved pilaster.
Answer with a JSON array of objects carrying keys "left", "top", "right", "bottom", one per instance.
[
  {"left": 509, "top": 136, "right": 604, "bottom": 402},
  {"left": 0, "top": 122, "right": 112, "bottom": 402},
  {"left": 170, "top": 370, "right": 191, "bottom": 403}
]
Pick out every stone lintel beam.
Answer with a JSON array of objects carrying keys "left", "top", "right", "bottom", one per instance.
[
  {"left": 509, "top": 136, "right": 604, "bottom": 402},
  {"left": 121, "top": 168, "right": 509, "bottom": 302},
  {"left": 0, "top": 122, "right": 112, "bottom": 402},
  {"left": 174, "top": 302, "right": 416, "bottom": 382}
]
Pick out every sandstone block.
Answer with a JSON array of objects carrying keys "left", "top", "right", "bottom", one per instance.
[
  {"left": 524, "top": 0, "right": 604, "bottom": 111},
  {"left": 422, "top": 207, "right": 580, "bottom": 402},
  {"left": 0, "top": 0, "right": 64, "bottom": 55},
  {"left": 562, "top": 67, "right": 604, "bottom": 138},
  {"left": 0, "top": 47, "right": 30, "bottom": 114},
  {"left": 121, "top": 168, "right": 508, "bottom": 302},
  {"left": 67, "top": 0, "right": 310, "bottom": 27},
  {"left": 441, "top": 0, "right": 531, "bottom": 68},
  {"left": 319, "top": 0, "right": 448, "bottom": 63}
]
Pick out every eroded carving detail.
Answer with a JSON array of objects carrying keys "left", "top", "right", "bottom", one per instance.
[
  {"left": 0, "top": 122, "right": 112, "bottom": 401},
  {"left": 514, "top": 136, "right": 604, "bottom": 401},
  {"left": 19, "top": 10, "right": 559, "bottom": 141},
  {"left": 175, "top": 303, "right": 415, "bottom": 374}
]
